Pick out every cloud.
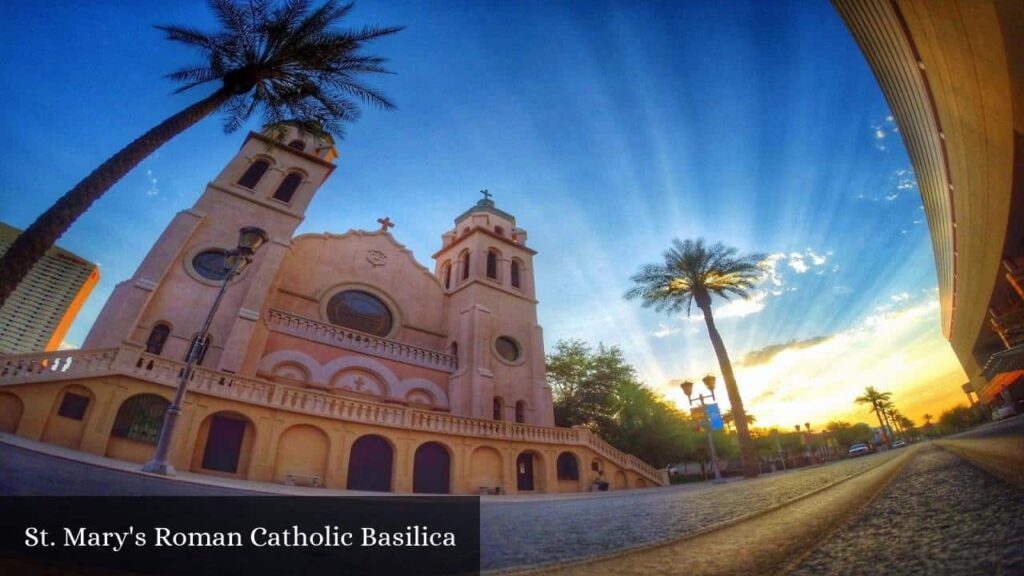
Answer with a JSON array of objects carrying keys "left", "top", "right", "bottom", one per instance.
[
  {"left": 740, "top": 336, "right": 831, "bottom": 367},
  {"left": 871, "top": 115, "right": 899, "bottom": 152},
  {"left": 722, "top": 295, "right": 967, "bottom": 429},
  {"left": 146, "top": 169, "right": 159, "bottom": 197},
  {"left": 652, "top": 323, "right": 681, "bottom": 338},
  {"left": 707, "top": 289, "right": 769, "bottom": 320},
  {"left": 683, "top": 250, "right": 833, "bottom": 324}
]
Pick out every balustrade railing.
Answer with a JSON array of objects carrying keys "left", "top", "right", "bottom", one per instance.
[
  {"left": 266, "top": 309, "right": 458, "bottom": 373},
  {"left": 1, "top": 346, "right": 663, "bottom": 484},
  {"left": 0, "top": 349, "right": 119, "bottom": 383}
]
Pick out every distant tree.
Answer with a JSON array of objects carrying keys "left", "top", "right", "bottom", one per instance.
[
  {"left": 0, "top": 0, "right": 403, "bottom": 307},
  {"left": 547, "top": 339, "right": 630, "bottom": 438},
  {"left": 897, "top": 415, "right": 915, "bottom": 437},
  {"left": 937, "top": 404, "right": 988, "bottom": 434},
  {"left": 855, "top": 387, "right": 893, "bottom": 444},
  {"left": 625, "top": 238, "right": 765, "bottom": 478}
]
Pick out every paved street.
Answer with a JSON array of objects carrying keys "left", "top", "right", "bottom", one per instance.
[
  {"left": 480, "top": 451, "right": 904, "bottom": 570},
  {"left": 525, "top": 417, "right": 1024, "bottom": 575},
  {"left": 0, "top": 443, "right": 258, "bottom": 496}
]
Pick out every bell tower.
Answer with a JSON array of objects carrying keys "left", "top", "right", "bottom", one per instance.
[
  {"left": 434, "top": 192, "right": 553, "bottom": 425},
  {"left": 85, "top": 122, "right": 337, "bottom": 375}
]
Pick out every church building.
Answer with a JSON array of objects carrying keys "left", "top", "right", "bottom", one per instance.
[{"left": 0, "top": 123, "right": 666, "bottom": 494}]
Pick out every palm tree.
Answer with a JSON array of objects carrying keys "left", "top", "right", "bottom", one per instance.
[
  {"left": 0, "top": 0, "right": 402, "bottom": 307},
  {"left": 625, "top": 238, "right": 765, "bottom": 478},
  {"left": 880, "top": 400, "right": 902, "bottom": 437},
  {"left": 923, "top": 413, "right": 934, "bottom": 437},
  {"left": 723, "top": 409, "right": 756, "bottom": 432},
  {"left": 855, "top": 386, "right": 893, "bottom": 444}
]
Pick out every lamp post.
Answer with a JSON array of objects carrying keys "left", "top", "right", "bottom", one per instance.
[
  {"left": 142, "top": 226, "right": 269, "bottom": 476},
  {"left": 682, "top": 375, "right": 724, "bottom": 483},
  {"left": 804, "top": 422, "right": 813, "bottom": 463},
  {"left": 771, "top": 428, "right": 786, "bottom": 472}
]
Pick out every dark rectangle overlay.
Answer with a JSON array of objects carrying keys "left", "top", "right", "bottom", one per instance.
[{"left": 0, "top": 496, "right": 480, "bottom": 576}]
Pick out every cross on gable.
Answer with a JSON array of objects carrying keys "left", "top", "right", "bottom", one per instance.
[
  {"left": 480, "top": 189, "right": 492, "bottom": 201},
  {"left": 377, "top": 217, "right": 395, "bottom": 232}
]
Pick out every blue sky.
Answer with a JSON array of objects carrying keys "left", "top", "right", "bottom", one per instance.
[{"left": 0, "top": 1, "right": 966, "bottom": 426}]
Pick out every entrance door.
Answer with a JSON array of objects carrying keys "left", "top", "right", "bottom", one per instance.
[
  {"left": 347, "top": 435, "right": 393, "bottom": 492},
  {"left": 516, "top": 452, "right": 535, "bottom": 491},
  {"left": 202, "top": 415, "right": 246, "bottom": 473},
  {"left": 413, "top": 442, "right": 451, "bottom": 494}
]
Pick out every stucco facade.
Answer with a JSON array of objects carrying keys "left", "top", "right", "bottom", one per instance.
[{"left": 0, "top": 123, "right": 666, "bottom": 493}]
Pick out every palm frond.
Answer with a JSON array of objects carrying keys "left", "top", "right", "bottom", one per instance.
[{"left": 161, "top": 0, "right": 401, "bottom": 138}]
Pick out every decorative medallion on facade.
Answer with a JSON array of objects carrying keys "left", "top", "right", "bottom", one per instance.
[{"left": 366, "top": 250, "right": 388, "bottom": 267}]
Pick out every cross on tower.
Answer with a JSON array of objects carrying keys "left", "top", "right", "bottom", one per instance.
[
  {"left": 376, "top": 217, "right": 395, "bottom": 232},
  {"left": 480, "top": 189, "right": 492, "bottom": 201}
]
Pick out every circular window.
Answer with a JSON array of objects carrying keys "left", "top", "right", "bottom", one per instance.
[
  {"left": 191, "top": 250, "right": 230, "bottom": 281},
  {"left": 495, "top": 336, "right": 520, "bottom": 362},
  {"left": 326, "top": 290, "right": 393, "bottom": 336},
  {"left": 287, "top": 139, "right": 306, "bottom": 151}
]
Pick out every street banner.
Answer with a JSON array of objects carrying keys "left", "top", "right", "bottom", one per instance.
[{"left": 706, "top": 403, "right": 724, "bottom": 431}]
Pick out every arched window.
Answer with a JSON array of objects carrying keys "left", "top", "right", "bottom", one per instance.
[
  {"left": 493, "top": 397, "right": 503, "bottom": 421},
  {"left": 187, "top": 334, "right": 211, "bottom": 366},
  {"left": 495, "top": 226, "right": 505, "bottom": 236},
  {"left": 237, "top": 160, "right": 270, "bottom": 188},
  {"left": 486, "top": 250, "right": 498, "bottom": 279},
  {"left": 461, "top": 252, "right": 471, "bottom": 280},
  {"left": 287, "top": 139, "right": 306, "bottom": 151},
  {"left": 272, "top": 173, "right": 302, "bottom": 203},
  {"left": 111, "top": 395, "right": 169, "bottom": 444},
  {"left": 515, "top": 400, "right": 526, "bottom": 423},
  {"left": 145, "top": 323, "right": 171, "bottom": 355},
  {"left": 443, "top": 262, "right": 452, "bottom": 289},
  {"left": 326, "top": 290, "right": 393, "bottom": 336},
  {"left": 511, "top": 260, "right": 521, "bottom": 288},
  {"left": 557, "top": 452, "right": 579, "bottom": 481},
  {"left": 449, "top": 341, "right": 458, "bottom": 358}
]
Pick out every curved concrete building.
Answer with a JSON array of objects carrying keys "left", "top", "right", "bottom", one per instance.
[{"left": 833, "top": 0, "right": 1024, "bottom": 410}]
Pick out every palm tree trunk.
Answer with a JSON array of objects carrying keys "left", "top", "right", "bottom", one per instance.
[
  {"left": 873, "top": 405, "right": 889, "bottom": 444},
  {"left": 698, "top": 301, "right": 759, "bottom": 478},
  {"left": 0, "top": 87, "right": 233, "bottom": 308}
]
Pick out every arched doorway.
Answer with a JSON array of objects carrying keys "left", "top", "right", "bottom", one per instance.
[
  {"left": 193, "top": 411, "right": 255, "bottom": 477},
  {"left": 274, "top": 425, "right": 329, "bottom": 485},
  {"left": 413, "top": 442, "right": 451, "bottom": 494},
  {"left": 613, "top": 470, "right": 627, "bottom": 490},
  {"left": 469, "top": 446, "right": 503, "bottom": 492},
  {"left": 106, "top": 394, "right": 169, "bottom": 463},
  {"left": 556, "top": 451, "right": 580, "bottom": 492},
  {"left": 636, "top": 477, "right": 649, "bottom": 488},
  {"left": 516, "top": 451, "right": 542, "bottom": 492},
  {"left": 347, "top": 435, "right": 393, "bottom": 492},
  {"left": 0, "top": 392, "right": 24, "bottom": 433}
]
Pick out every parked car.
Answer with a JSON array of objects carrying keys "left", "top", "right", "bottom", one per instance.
[
  {"left": 892, "top": 439, "right": 907, "bottom": 448},
  {"left": 992, "top": 405, "right": 1015, "bottom": 421},
  {"left": 848, "top": 443, "right": 870, "bottom": 457}
]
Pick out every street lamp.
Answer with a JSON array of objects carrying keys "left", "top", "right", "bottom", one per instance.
[
  {"left": 142, "top": 226, "right": 269, "bottom": 476},
  {"left": 682, "top": 375, "right": 724, "bottom": 483},
  {"left": 771, "top": 428, "right": 786, "bottom": 473}
]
